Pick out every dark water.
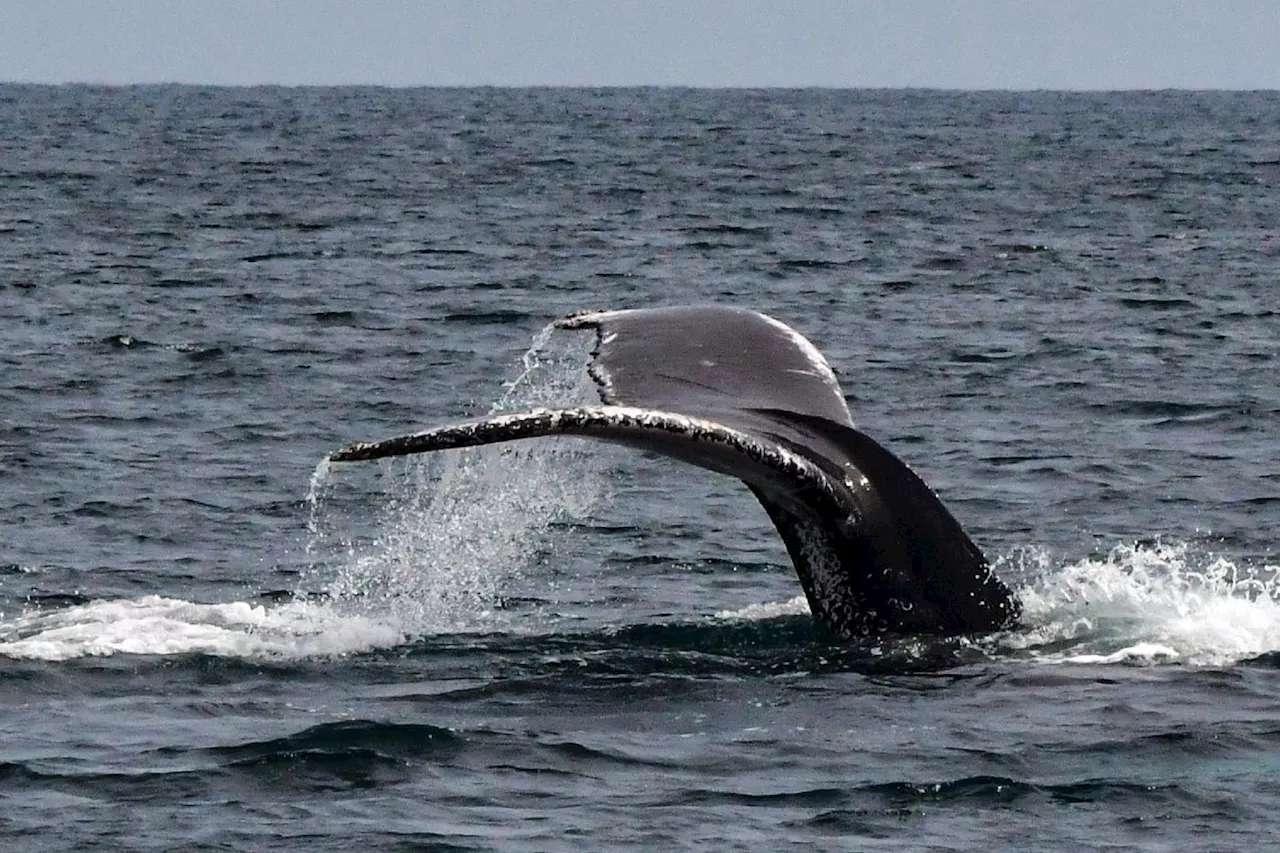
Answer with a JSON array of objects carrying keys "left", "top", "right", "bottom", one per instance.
[{"left": 2, "top": 85, "right": 1278, "bottom": 851}]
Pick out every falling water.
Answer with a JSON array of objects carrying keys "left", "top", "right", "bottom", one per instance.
[{"left": 308, "top": 322, "right": 611, "bottom": 636}]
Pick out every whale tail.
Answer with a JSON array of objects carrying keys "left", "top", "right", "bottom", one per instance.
[{"left": 330, "top": 306, "right": 1020, "bottom": 637}]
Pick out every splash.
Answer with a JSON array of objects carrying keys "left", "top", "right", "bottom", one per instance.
[
  {"left": 707, "top": 541, "right": 1280, "bottom": 667},
  {"left": 307, "top": 321, "right": 609, "bottom": 636},
  {"left": 999, "top": 540, "right": 1280, "bottom": 666},
  {"left": 5, "top": 316, "right": 1277, "bottom": 665},
  {"left": 0, "top": 323, "right": 610, "bottom": 661}
]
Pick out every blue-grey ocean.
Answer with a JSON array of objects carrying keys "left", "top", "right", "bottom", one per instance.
[{"left": 2, "top": 86, "right": 1278, "bottom": 851}]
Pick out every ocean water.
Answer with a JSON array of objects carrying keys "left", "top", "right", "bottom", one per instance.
[{"left": 1, "top": 85, "right": 1278, "bottom": 851}]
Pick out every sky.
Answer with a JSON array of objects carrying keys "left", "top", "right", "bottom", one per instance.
[{"left": 1, "top": 0, "right": 1277, "bottom": 90}]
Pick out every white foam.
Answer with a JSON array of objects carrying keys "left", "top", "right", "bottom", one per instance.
[
  {"left": 714, "top": 595, "right": 811, "bottom": 622},
  {"left": 7, "top": 542, "right": 1278, "bottom": 666},
  {"left": 1060, "top": 642, "right": 1181, "bottom": 665},
  {"left": 711, "top": 541, "right": 1280, "bottom": 668},
  {"left": 1002, "top": 541, "right": 1280, "bottom": 667},
  {"left": 0, "top": 596, "right": 407, "bottom": 662}
]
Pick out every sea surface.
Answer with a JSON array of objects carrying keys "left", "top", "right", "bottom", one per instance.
[{"left": 1, "top": 85, "right": 1278, "bottom": 851}]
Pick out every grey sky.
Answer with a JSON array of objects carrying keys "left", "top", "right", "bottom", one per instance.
[{"left": 1, "top": 0, "right": 1277, "bottom": 89}]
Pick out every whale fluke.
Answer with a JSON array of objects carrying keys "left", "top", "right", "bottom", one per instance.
[{"left": 330, "top": 306, "right": 1020, "bottom": 638}]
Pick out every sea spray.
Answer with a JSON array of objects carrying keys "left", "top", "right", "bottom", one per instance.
[
  {"left": 309, "top": 322, "right": 610, "bottom": 636},
  {"left": 305, "top": 456, "right": 331, "bottom": 548}
]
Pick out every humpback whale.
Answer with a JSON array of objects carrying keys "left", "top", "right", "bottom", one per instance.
[{"left": 330, "top": 306, "right": 1020, "bottom": 638}]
